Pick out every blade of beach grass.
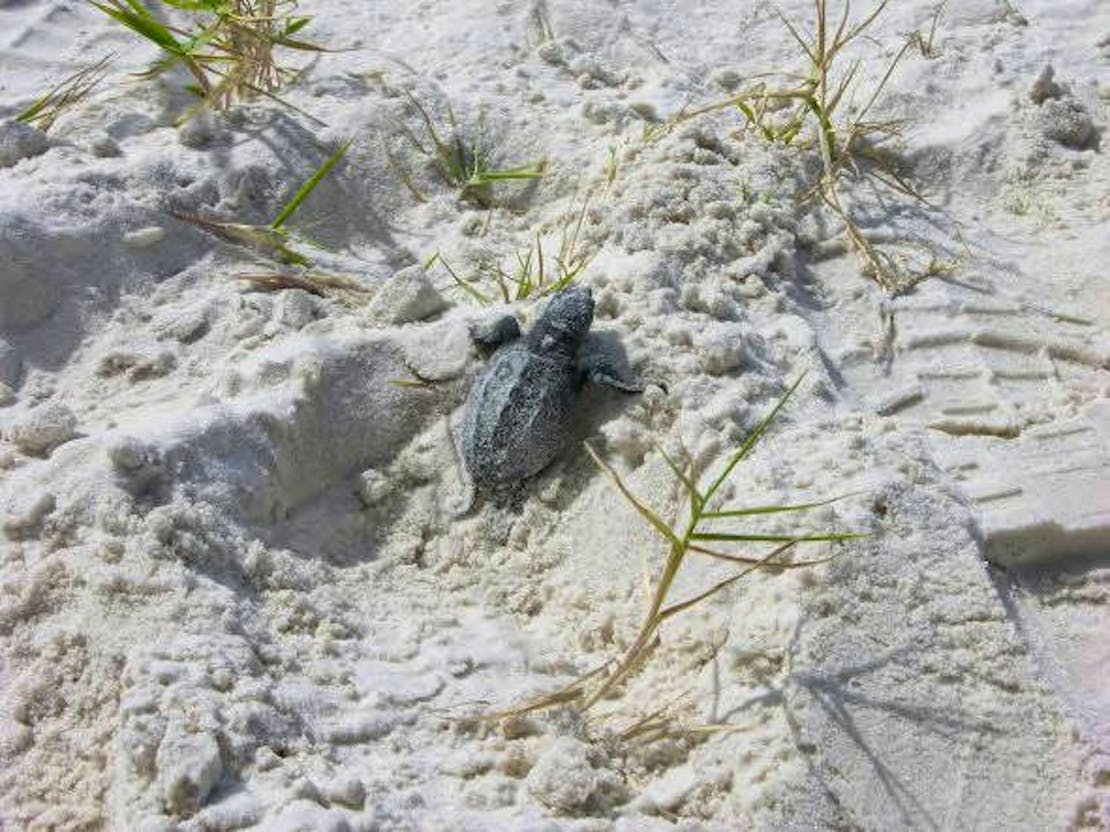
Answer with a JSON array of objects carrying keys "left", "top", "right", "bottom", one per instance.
[
  {"left": 584, "top": 441, "right": 683, "bottom": 548},
  {"left": 91, "top": 0, "right": 186, "bottom": 54},
  {"left": 271, "top": 138, "right": 353, "bottom": 229},
  {"left": 235, "top": 272, "right": 326, "bottom": 296},
  {"left": 657, "top": 446, "right": 704, "bottom": 512},
  {"left": 656, "top": 540, "right": 801, "bottom": 622},
  {"left": 701, "top": 492, "right": 860, "bottom": 519},
  {"left": 436, "top": 256, "right": 492, "bottom": 306},
  {"left": 690, "top": 531, "right": 866, "bottom": 544},
  {"left": 17, "top": 54, "right": 114, "bottom": 133},
  {"left": 687, "top": 543, "right": 835, "bottom": 569},
  {"left": 701, "top": 373, "right": 807, "bottom": 507},
  {"left": 169, "top": 211, "right": 310, "bottom": 265}
]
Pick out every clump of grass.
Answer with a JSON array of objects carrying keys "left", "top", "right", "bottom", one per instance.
[
  {"left": 173, "top": 139, "right": 368, "bottom": 298},
  {"left": 17, "top": 55, "right": 114, "bottom": 133},
  {"left": 672, "top": 1, "right": 950, "bottom": 293},
  {"left": 501, "top": 375, "right": 864, "bottom": 718},
  {"left": 427, "top": 196, "right": 591, "bottom": 306},
  {"left": 89, "top": 0, "right": 328, "bottom": 121},
  {"left": 392, "top": 91, "right": 546, "bottom": 208}
]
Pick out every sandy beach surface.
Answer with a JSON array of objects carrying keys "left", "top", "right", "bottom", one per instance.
[{"left": 1, "top": 0, "right": 1108, "bottom": 829}]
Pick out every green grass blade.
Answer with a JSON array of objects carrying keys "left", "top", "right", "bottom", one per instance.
[
  {"left": 657, "top": 446, "right": 704, "bottom": 509},
  {"left": 17, "top": 53, "right": 114, "bottom": 131},
  {"left": 690, "top": 531, "right": 866, "bottom": 543},
  {"left": 271, "top": 139, "right": 352, "bottom": 229},
  {"left": 161, "top": 0, "right": 221, "bottom": 10},
  {"left": 658, "top": 540, "right": 800, "bottom": 621},
  {"left": 91, "top": 1, "right": 185, "bottom": 55},
  {"left": 585, "top": 442, "right": 682, "bottom": 548},
  {"left": 688, "top": 543, "right": 833, "bottom": 569},
  {"left": 436, "top": 256, "right": 491, "bottom": 306},
  {"left": 119, "top": 0, "right": 152, "bottom": 16},
  {"left": 284, "top": 16, "right": 311, "bottom": 36},
  {"left": 701, "top": 492, "right": 859, "bottom": 519},
  {"left": 701, "top": 373, "right": 807, "bottom": 507},
  {"left": 469, "top": 163, "right": 546, "bottom": 185}
]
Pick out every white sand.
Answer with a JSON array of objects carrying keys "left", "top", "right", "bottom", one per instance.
[{"left": 1, "top": 0, "right": 1108, "bottom": 829}]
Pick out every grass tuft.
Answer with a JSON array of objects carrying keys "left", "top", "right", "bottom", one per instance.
[
  {"left": 498, "top": 374, "right": 865, "bottom": 719},
  {"left": 392, "top": 90, "right": 546, "bottom": 208},
  {"left": 671, "top": 1, "right": 953, "bottom": 293},
  {"left": 426, "top": 194, "right": 591, "bottom": 306},
  {"left": 89, "top": 0, "right": 332, "bottom": 121}
]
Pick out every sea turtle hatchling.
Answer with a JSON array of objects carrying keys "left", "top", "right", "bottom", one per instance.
[{"left": 458, "top": 285, "right": 647, "bottom": 502}]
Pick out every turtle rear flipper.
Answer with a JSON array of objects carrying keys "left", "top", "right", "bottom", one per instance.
[{"left": 443, "top": 416, "right": 479, "bottom": 519}]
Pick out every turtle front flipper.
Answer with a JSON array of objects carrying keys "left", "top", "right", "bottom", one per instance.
[
  {"left": 580, "top": 350, "right": 645, "bottom": 394},
  {"left": 469, "top": 315, "right": 522, "bottom": 353}
]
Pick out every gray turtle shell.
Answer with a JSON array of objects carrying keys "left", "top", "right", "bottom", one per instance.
[{"left": 460, "top": 344, "right": 579, "bottom": 491}]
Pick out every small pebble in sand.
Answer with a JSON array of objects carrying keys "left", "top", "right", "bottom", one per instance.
[
  {"left": 123, "top": 226, "right": 166, "bottom": 248},
  {"left": 273, "top": 289, "right": 319, "bottom": 330},
  {"left": 368, "top": 265, "right": 449, "bottom": 325},
  {"left": 6, "top": 401, "right": 78, "bottom": 454},
  {"left": 1037, "top": 98, "right": 1096, "bottom": 149},
  {"left": 320, "top": 776, "right": 366, "bottom": 809},
  {"left": 356, "top": 468, "right": 391, "bottom": 506},
  {"left": 89, "top": 133, "right": 122, "bottom": 158},
  {"left": 525, "top": 737, "right": 624, "bottom": 814},
  {"left": 107, "top": 435, "right": 157, "bottom": 472},
  {"left": 156, "top": 727, "right": 223, "bottom": 816}
]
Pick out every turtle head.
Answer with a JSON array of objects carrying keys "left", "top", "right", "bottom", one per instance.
[{"left": 530, "top": 286, "right": 594, "bottom": 355}]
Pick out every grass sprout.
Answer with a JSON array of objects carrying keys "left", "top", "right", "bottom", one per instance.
[
  {"left": 17, "top": 55, "right": 114, "bottom": 133},
  {"left": 671, "top": 1, "right": 952, "bottom": 293},
  {"left": 392, "top": 91, "right": 545, "bottom": 207},
  {"left": 426, "top": 196, "right": 591, "bottom": 306},
  {"left": 89, "top": 0, "right": 330, "bottom": 121},
  {"left": 499, "top": 374, "right": 865, "bottom": 719}
]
